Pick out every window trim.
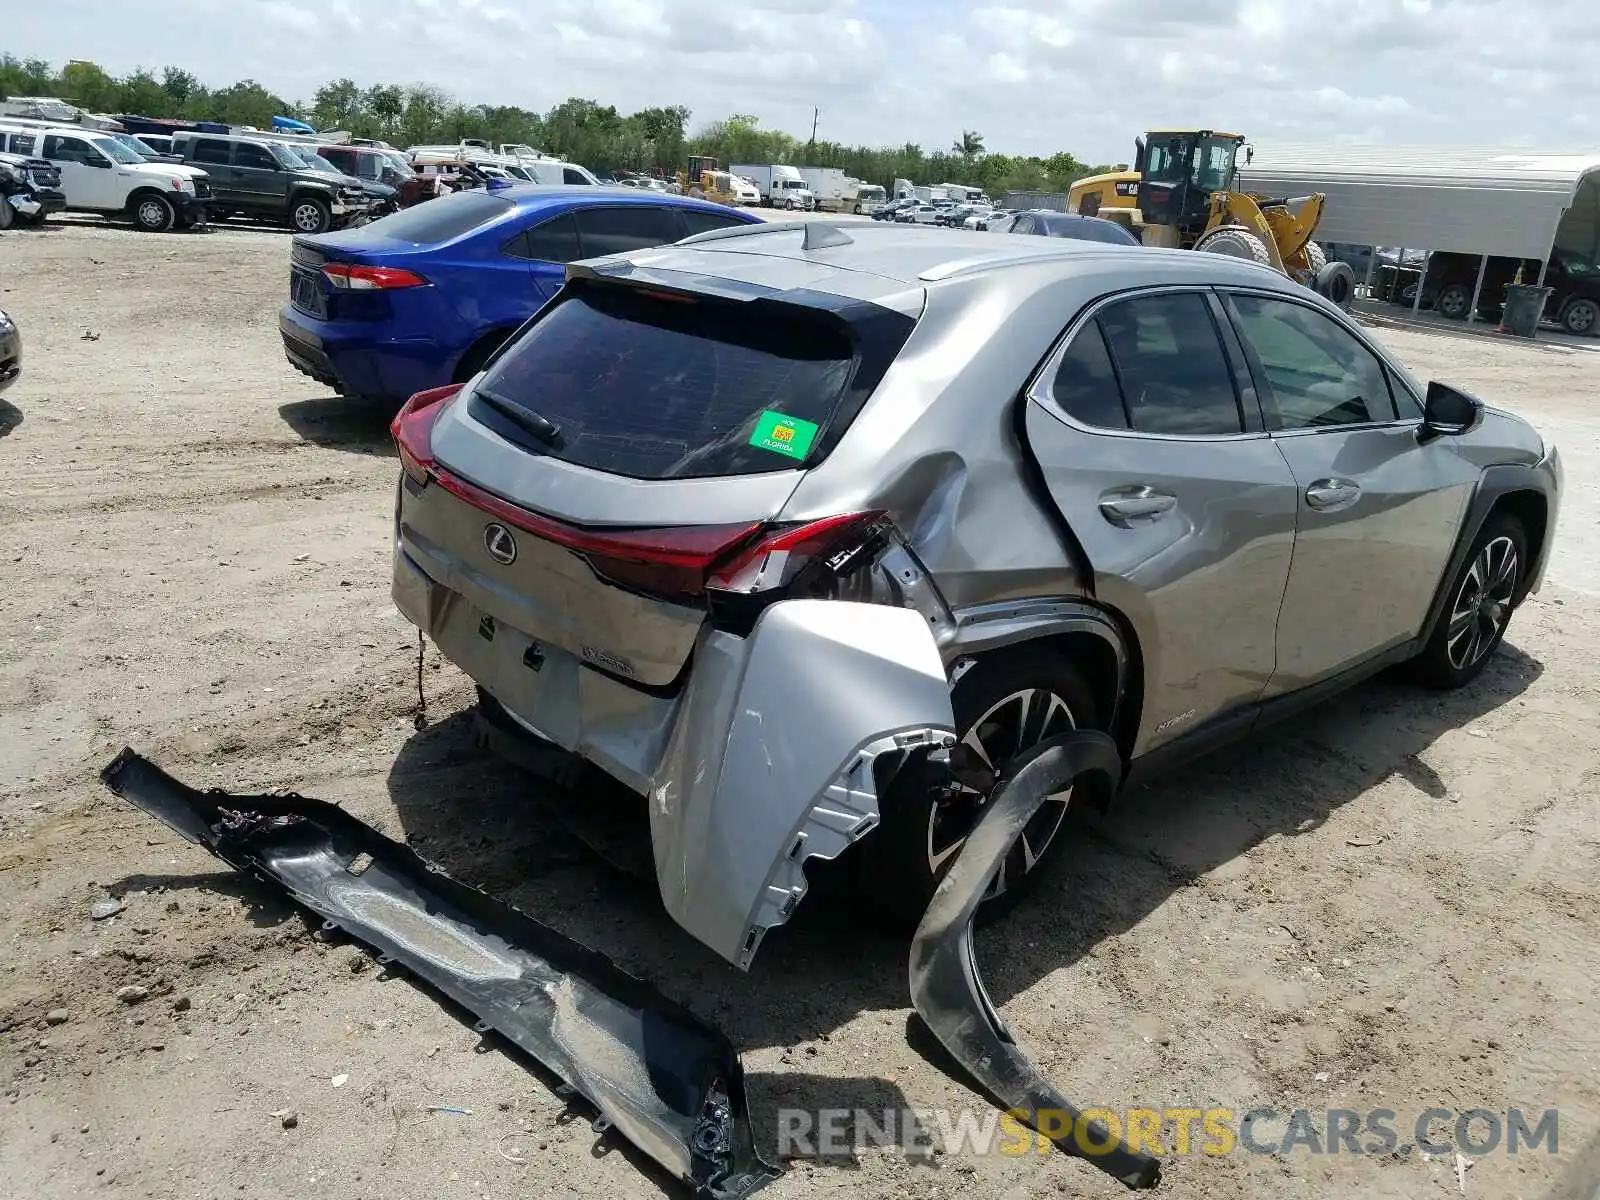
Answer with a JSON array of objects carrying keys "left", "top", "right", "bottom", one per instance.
[
  {"left": 1215, "top": 287, "right": 1423, "bottom": 437},
  {"left": 1028, "top": 284, "right": 1271, "bottom": 443}
]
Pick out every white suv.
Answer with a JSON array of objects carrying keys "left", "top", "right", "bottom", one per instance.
[{"left": 0, "top": 123, "right": 211, "bottom": 232}]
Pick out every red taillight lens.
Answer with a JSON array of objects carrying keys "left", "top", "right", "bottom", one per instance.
[
  {"left": 707, "top": 511, "right": 887, "bottom": 594},
  {"left": 323, "top": 262, "right": 428, "bottom": 290},
  {"left": 431, "top": 465, "right": 761, "bottom": 600},
  {"left": 390, "top": 384, "right": 464, "bottom": 482}
]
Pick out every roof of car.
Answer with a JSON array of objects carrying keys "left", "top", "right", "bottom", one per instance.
[
  {"left": 496, "top": 184, "right": 758, "bottom": 216},
  {"left": 613, "top": 220, "right": 1298, "bottom": 309}
]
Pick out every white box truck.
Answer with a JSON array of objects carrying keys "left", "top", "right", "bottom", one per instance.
[
  {"left": 798, "top": 166, "right": 848, "bottom": 212},
  {"left": 730, "top": 163, "right": 815, "bottom": 210}
]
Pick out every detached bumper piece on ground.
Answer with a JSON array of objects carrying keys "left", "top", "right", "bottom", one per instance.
[
  {"left": 99, "top": 749, "right": 780, "bottom": 1200},
  {"left": 909, "top": 731, "right": 1162, "bottom": 1190},
  {"left": 103, "top": 736, "right": 1159, "bottom": 1195}
]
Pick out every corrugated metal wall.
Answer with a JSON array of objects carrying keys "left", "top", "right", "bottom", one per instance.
[
  {"left": 1004, "top": 190, "right": 1069, "bottom": 212},
  {"left": 1239, "top": 143, "right": 1600, "bottom": 260}
]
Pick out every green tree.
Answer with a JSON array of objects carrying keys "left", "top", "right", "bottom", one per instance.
[
  {"left": 60, "top": 60, "right": 121, "bottom": 111},
  {"left": 117, "top": 69, "right": 169, "bottom": 117},
  {"left": 953, "top": 129, "right": 985, "bottom": 167},
  {"left": 312, "top": 78, "right": 365, "bottom": 130},
  {"left": 161, "top": 67, "right": 198, "bottom": 107}
]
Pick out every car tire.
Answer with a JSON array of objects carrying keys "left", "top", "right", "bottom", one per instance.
[
  {"left": 291, "top": 197, "right": 332, "bottom": 234},
  {"left": 1194, "top": 225, "right": 1274, "bottom": 266},
  {"left": 1414, "top": 514, "right": 1527, "bottom": 690},
  {"left": 1436, "top": 283, "right": 1473, "bottom": 320},
  {"left": 0, "top": 196, "right": 13, "bottom": 231},
  {"left": 861, "top": 646, "right": 1104, "bottom": 930},
  {"left": 1316, "top": 261, "right": 1357, "bottom": 310},
  {"left": 1561, "top": 297, "right": 1599, "bottom": 335},
  {"left": 132, "top": 193, "right": 175, "bottom": 233}
]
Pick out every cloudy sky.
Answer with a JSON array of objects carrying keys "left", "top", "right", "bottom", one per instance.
[{"left": 6, "top": 0, "right": 1593, "bottom": 162}]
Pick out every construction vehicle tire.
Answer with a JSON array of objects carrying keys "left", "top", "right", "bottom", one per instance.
[
  {"left": 1194, "top": 226, "right": 1274, "bottom": 267},
  {"left": 1304, "top": 240, "right": 1327, "bottom": 273},
  {"left": 1317, "top": 261, "right": 1357, "bottom": 310}
]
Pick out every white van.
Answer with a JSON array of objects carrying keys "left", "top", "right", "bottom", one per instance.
[{"left": 0, "top": 122, "right": 212, "bottom": 231}]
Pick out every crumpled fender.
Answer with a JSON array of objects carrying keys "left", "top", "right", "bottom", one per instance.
[
  {"left": 100, "top": 749, "right": 780, "bottom": 1200},
  {"left": 908, "top": 732, "right": 1163, "bottom": 1189},
  {"left": 649, "top": 600, "right": 956, "bottom": 969}
]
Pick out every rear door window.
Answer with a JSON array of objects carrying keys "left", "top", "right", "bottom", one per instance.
[
  {"left": 471, "top": 284, "right": 858, "bottom": 479},
  {"left": 680, "top": 209, "right": 750, "bottom": 237},
  {"left": 191, "top": 138, "right": 232, "bottom": 165},
  {"left": 573, "top": 206, "right": 680, "bottom": 256},
  {"left": 1096, "top": 293, "right": 1244, "bottom": 436},
  {"left": 562, "top": 167, "right": 592, "bottom": 185},
  {"left": 233, "top": 142, "right": 277, "bottom": 170},
  {"left": 507, "top": 212, "right": 582, "bottom": 263}
]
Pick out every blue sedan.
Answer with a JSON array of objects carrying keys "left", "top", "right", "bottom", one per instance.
[{"left": 279, "top": 187, "right": 762, "bottom": 404}]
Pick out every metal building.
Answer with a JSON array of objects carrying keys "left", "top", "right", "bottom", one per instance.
[{"left": 1238, "top": 143, "right": 1600, "bottom": 329}]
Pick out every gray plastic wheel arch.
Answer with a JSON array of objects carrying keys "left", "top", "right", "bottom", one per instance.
[{"left": 648, "top": 599, "right": 957, "bottom": 969}]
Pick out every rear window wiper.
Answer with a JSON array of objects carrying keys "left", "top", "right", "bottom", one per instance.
[{"left": 476, "top": 387, "right": 563, "bottom": 447}]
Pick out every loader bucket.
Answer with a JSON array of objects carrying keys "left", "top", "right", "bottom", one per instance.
[
  {"left": 908, "top": 731, "right": 1163, "bottom": 1189},
  {"left": 100, "top": 749, "right": 780, "bottom": 1200}
]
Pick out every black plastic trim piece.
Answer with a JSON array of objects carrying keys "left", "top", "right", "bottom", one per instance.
[
  {"left": 100, "top": 749, "right": 779, "bottom": 1200},
  {"left": 909, "top": 731, "right": 1160, "bottom": 1189}
]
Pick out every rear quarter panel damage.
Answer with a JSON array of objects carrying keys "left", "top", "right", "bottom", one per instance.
[{"left": 649, "top": 600, "right": 955, "bottom": 968}]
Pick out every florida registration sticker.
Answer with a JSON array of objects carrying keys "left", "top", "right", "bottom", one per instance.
[{"left": 749, "top": 410, "right": 819, "bottom": 461}]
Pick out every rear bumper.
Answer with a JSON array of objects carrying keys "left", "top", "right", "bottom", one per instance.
[
  {"left": 279, "top": 304, "right": 447, "bottom": 401},
  {"left": 392, "top": 534, "right": 958, "bottom": 969}
]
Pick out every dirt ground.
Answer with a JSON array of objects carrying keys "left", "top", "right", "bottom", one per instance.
[{"left": 1, "top": 218, "right": 1597, "bottom": 1200}]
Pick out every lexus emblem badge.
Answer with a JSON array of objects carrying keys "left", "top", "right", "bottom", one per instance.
[{"left": 483, "top": 522, "right": 517, "bottom": 565}]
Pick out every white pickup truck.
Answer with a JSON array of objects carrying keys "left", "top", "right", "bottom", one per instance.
[{"left": 0, "top": 122, "right": 211, "bottom": 231}]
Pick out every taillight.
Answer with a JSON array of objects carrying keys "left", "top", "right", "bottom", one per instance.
[
  {"left": 390, "top": 384, "right": 463, "bottom": 483},
  {"left": 707, "top": 511, "right": 887, "bottom": 595},
  {"left": 430, "top": 463, "right": 760, "bottom": 600},
  {"left": 323, "top": 262, "right": 428, "bottom": 290}
]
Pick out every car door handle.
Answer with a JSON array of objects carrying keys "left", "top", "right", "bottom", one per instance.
[
  {"left": 1305, "top": 478, "right": 1361, "bottom": 510},
  {"left": 1098, "top": 485, "right": 1177, "bottom": 525}
]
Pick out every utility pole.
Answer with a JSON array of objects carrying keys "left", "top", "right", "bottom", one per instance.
[{"left": 808, "top": 107, "right": 819, "bottom": 160}]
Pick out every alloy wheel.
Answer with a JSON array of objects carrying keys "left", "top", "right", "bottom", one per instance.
[
  {"left": 294, "top": 204, "right": 323, "bottom": 232},
  {"left": 137, "top": 199, "right": 169, "bottom": 230},
  {"left": 1438, "top": 287, "right": 1470, "bottom": 319},
  {"left": 927, "top": 688, "right": 1077, "bottom": 899},
  {"left": 1565, "top": 300, "right": 1598, "bottom": 334},
  {"left": 1446, "top": 535, "right": 1519, "bottom": 671}
]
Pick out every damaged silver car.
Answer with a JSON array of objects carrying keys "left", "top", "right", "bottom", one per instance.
[{"left": 390, "top": 220, "right": 1561, "bottom": 969}]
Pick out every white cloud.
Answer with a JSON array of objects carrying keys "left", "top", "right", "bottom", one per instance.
[{"left": 6, "top": 0, "right": 1598, "bottom": 161}]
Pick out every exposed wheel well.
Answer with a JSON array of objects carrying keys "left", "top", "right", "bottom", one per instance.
[
  {"left": 1493, "top": 489, "right": 1549, "bottom": 599},
  {"left": 452, "top": 326, "right": 518, "bottom": 383},
  {"left": 1021, "top": 623, "right": 1145, "bottom": 804}
]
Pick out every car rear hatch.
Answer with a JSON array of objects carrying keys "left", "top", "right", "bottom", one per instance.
[
  {"left": 397, "top": 266, "right": 918, "bottom": 690},
  {"left": 289, "top": 189, "right": 518, "bottom": 321}
]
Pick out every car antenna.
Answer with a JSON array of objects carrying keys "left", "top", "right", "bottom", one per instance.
[{"left": 802, "top": 222, "right": 854, "bottom": 251}]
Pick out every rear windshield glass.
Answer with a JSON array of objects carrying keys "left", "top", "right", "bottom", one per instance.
[
  {"left": 471, "top": 284, "right": 856, "bottom": 480},
  {"left": 361, "top": 190, "right": 514, "bottom": 243}
]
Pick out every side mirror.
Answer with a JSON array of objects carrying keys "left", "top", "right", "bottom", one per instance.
[
  {"left": 1418, "top": 381, "right": 1483, "bottom": 443},
  {"left": 87, "top": 156, "right": 112, "bottom": 169}
]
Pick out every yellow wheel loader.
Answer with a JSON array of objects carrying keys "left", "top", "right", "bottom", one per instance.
[
  {"left": 675, "top": 156, "right": 738, "bottom": 206},
  {"left": 1068, "top": 130, "right": 1354, "bottom": 308}
]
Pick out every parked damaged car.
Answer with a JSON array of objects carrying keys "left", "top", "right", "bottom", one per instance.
[
  {"left": 388, "top": 220, "right": 1560, "bottom": 951},
  {"left": 110, "top": 223, "right": 1563, "bottom": 1197},
  {"left": 0, "top": 149, "right": 64, "bottom": 227}
]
